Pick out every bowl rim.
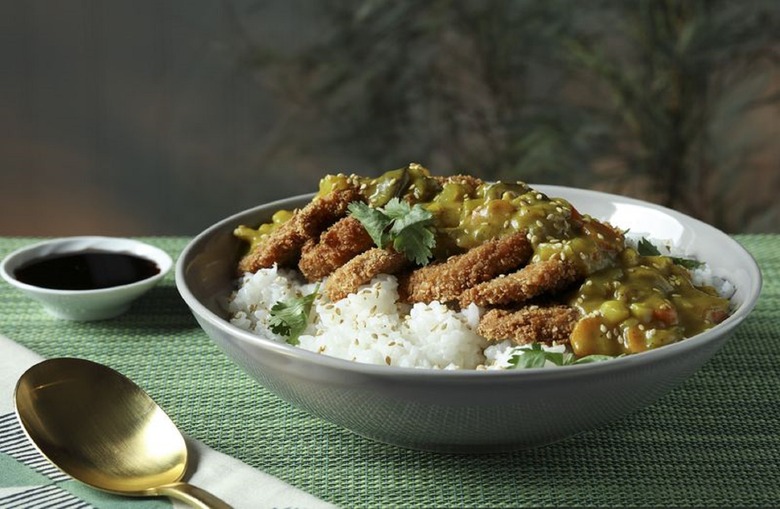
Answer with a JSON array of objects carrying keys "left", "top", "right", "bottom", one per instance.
[
  {"left": 176, "top": 185, "right": 763, "bottom": 379},
  {"left": 1, "top": 235, "right": 173, "bottom": 295}
]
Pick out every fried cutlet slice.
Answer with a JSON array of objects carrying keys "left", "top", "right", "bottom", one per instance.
[
  {"left": 459, "top": 257, "right": 582, "bottom": 308},
  {"left": 477, "top": 305, "right": 579, "bottom": 345},
  {"left": 298, "top": 216, "right": 375, "bottom": 282},
  {"left": 237, "top": 216, "right": 303, "bottom": 273},
  {"left": 325, "top": 248, "right": 409, "bottom": 302},
  {"left": 238, "top": 187, "right": 363, "bottom": 273},
  {"left": 398, "top": 232, "right": 533, "bottom": 304}
]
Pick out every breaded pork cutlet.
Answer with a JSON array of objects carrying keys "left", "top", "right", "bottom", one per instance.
[
  {"left": 477, "top": 305, "right": 579, "bottom": 345},
  {"left": 460, "top": 257, "right": 582, "bottom": 308},
  {"left": 237, "top": 217, "right": 302, "bottom": 273},
  {"left": 325, "top": 248, "right": 409, "bottom": 302},
  {"left": 298, "top": 216, "right": 374, "bottom": 282},
  {"left": 238, "top": 187, "right": 363, "bottom": 273},
  {"left": 398, "top": 232, "right": 533, "bottom": 304}
]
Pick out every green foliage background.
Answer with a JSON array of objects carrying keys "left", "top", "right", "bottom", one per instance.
[{"left": 243, "top": 0, "right": 780, "bottom": 233}]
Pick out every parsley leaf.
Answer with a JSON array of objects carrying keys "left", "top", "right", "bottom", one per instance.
[
  {"left": 507, "top": 344, "right": 618, "bottom": 369},
  {"left": 268, "top": 286, "right": 319, "bottom": 345},
  {"left": 348, "top": 202, "right": 391, "bottom": 248},
  {"left": 348, "top": 198, "right": 435, "bottom": 265},
  {"left": 636, "top": 237, "right": 704, "bottom": 269},
  {"left": 637, "top": 237, "right": 661, "bottom": 256},
  {"left": 507, "top": 344, "right": 549, "bottom": 369},
  {"left": 393, "top": 226, "right": 436, "bottom": 265},
  {"left": 669, "top": 257, "right": 704, "bottom": 269}
]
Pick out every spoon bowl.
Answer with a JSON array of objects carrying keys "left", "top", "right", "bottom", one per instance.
[{"left": 14, "top": 357, "right": 230, "bottom": 508}]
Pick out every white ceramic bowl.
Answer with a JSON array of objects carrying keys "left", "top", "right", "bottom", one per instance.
[
  {"left": 1, "top": 236, "right": 173, "bottom": 321},
  {"left": 176, "top": 186, "right": 762, "bottom": 453}
]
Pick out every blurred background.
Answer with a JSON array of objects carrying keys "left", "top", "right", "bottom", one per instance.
[{"left": 1, "top": 0, "right": 778, "bottom": 236}]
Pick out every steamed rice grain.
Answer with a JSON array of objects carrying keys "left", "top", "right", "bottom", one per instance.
[{"left": 228, "top": 266, "right": 489, "bottom": 369}]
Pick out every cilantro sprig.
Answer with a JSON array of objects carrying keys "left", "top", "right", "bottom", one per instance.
[
  {"left": 637, "top": 237, "right": 704, "bottom": 269},
  {"left": 348, "top": 198, "right": 436, "bottom": 265},
  {"left": 507, "top": 343, "right": 617, "bottom": 369},
  {"left": 268, "top": 285, "right": 319, "bottom": 345}
]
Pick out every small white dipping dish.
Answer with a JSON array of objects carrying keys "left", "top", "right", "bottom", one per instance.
[{"left": 1, "top": 236, "right": 173, "bottom": 321}]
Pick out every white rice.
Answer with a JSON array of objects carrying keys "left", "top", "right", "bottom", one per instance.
[
  {"left": 227, "top": 245, "right": 733, "bottom": 370},
  {"left": 228, "top": 266, "right": 491, "bottom": 369}
]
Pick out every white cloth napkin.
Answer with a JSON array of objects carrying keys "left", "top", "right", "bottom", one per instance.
[{"left": 0, "top": 333, "right": 335, "bottom": 509}]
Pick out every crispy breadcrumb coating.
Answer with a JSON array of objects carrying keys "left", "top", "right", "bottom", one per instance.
[
  {"left": 477, "top": 305, "right": 580, "bottom": 344},
  {"left": 324, "top": 248, "right": 409, "bottom": 302},
  {"left": 460, "top": 257, "right": 582, "bottom": 308},
  {"left": 237, "top": 217, "right": 303, "bottom": 273},
  {"left": 398, "top": 232, "right": 533, "bottom": 304},
  {"left": 238, "top": 187, "right": 363, "bottom": 273},
  {"left": 298, "top": 216, "right": 374, "bottom": 282}
]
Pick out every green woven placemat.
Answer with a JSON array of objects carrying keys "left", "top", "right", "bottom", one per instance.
[{"left": 1, "top": 235, "right": 777, "bottom": 508}]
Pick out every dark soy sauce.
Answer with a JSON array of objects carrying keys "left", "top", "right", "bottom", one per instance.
[{"left": 14, "top": 251, "right": 160, "bottom": 290}]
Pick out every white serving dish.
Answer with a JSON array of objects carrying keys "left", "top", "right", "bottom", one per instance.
[{"left": 175, "top": 186, "right": 761, "bottom": 453}]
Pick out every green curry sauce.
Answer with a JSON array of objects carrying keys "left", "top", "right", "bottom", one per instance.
[
  {"left": 569, "top": 248, "right": 729, "bottom": 356},
  {"left": 235, "top": 163, "right": 730, "bottom": 358}
]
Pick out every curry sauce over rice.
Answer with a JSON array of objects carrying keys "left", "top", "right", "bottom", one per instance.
[{"left": 231, "top": 163, "right": 730, "bottom": 365}]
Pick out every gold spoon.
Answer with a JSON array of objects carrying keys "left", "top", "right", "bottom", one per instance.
[{"left": 14, "top": 357, "right": 231, "bottom": 509}]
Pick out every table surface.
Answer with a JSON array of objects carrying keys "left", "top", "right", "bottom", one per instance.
[{"left": 1, "top": 235, "right": 778, "bottom": 508}]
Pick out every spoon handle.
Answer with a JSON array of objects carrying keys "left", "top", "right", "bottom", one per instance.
[{"left": 156, "top": 482, "right": 233, "bottom": 509}]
